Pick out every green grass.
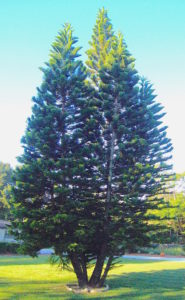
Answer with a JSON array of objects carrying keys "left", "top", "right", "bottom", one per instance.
[{"left": 0, "top": 255, "right": 185, "bottom": 299}]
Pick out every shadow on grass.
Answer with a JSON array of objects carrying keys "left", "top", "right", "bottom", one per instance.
[
  {"left": 1, "top": 268, "right": 185, "bottom": 300},
  {"left": 98, "top": 268, "right": 185, "bottom": 300}
]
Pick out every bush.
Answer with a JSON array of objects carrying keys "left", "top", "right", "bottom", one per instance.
[
  {"left": 136, "top": 244, "right": 185, "bottom": 256},
  {"left": 0, "top": 242, "right": 19, "bottom": 254}
]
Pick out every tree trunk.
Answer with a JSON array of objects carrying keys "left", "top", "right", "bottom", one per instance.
[
  {"left": 69, "top": 252, "right": 88, "bottom": 288},
  {"left": 88, "top": 98, "right": 118, "bottom": 288},
  {"left": 105, "top": 95, "right": 118, "bottom": 220},
  {"left": 106, "top": 129, "right": 115, "bottom": 218},
  {"left": 98, "top": 255, "right": 113, "bottom": 287},
  {"left": 89, "top": 243, "right": 106, "bottom": 287},
  {"left": 89, "top": 98, "right": 118, "bottom": 288},
  {"left": 80, "top": 254, "right": 88, "bottom": 284}
]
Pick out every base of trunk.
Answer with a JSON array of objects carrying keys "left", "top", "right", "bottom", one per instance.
[{"left": 66, "top": 283, "right": 109, "bottom": 294}]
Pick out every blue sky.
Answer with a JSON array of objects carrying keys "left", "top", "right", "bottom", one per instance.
[{"left": 0, "top": 0, "right": 185, "bottom": 172}]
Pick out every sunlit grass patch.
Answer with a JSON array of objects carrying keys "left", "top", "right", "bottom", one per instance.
[{"left": 0, "top": 255, "right": 184, "bottom": 299}]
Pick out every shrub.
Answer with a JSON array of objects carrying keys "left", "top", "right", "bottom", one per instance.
[
  {"left": 0, "top": 242, "right": 19, "bottom": 254},
  {"left": 136, "top": 244, "right": 185, "bottom": 256}
]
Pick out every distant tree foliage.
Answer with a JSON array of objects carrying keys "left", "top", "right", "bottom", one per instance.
[
  {"left": 0, "top": 162, "right": 13, "bottom": 220},
  {"left": 11, "top": 9, "right": 172, "bottom": 288},
  {"left": 154, "top": 173, "right": 185, "bottom": 244}
]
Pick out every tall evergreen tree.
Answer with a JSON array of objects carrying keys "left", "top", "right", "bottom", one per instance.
[
  {"left": 11, "top": 24, "right": 103, "bottom": 287},
  {"left": 11, "top": 10, "right": 172, "bottom": 289},
  {"left": 85, "top": 9, "right": 172, "bottom": 287}
]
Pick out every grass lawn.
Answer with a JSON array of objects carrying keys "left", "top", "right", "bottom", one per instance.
[{"left": 0, "top": 255, "right": 184, "bottom": 299}]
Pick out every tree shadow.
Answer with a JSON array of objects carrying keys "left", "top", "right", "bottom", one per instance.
[{"left": 90, "top": 268, "right": 185, "bottom": 300}]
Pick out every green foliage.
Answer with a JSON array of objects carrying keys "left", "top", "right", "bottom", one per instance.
[
  {"left": 167, "top": 193, "right": 185, "bottom": 236},
  {"left": 0, "top": 242, "right": 19, "bottom": 254},
  {"left": 150, "top": 172, "right": 185, "bottom": 244},
  {"left": 0, "top": 162, "right": 13, "bottom": 220},
  {"left": 137, "top": 244, "right": 185, "bottom": 256},
  {"left": 10, "top": 8, "right": 172, "bottom": 288},
  {"left": 156, "top": 192, "right": 185, "bottom": 243},
  {"left": 176, "top": 172, "right": 185, "bottom": 181},
  {"left": 86, "top": 7, "right": 115, "bottom": 84}
]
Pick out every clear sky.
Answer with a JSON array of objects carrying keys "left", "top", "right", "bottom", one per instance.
[{"left": 0, "top": 0, "right": 185, "bottom": 172}]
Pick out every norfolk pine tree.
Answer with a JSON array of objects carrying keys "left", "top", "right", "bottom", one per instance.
[
  {"left": 11, "top": 24, "right": 103, "bottom": 287},
  {"left": 11, "top": 9, "right": 172, "bottom": 289},
  {"left": 85, "top": 9, "right": 172, "bottom": 287}
]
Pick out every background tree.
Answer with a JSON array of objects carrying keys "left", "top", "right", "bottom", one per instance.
[
  {"left": 0, "top": 162, "right": 13, "bottom": 220},
  {"left": 166, "top": 192, "right": 185, "bottom": 242},
  {"left": 154, "top": 173, "right": 185, "bottom": 244},
  {"left": 11, "top": 9, "right": 172, "bottom": 289}
]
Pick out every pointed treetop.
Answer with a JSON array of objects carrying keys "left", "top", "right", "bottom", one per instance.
[
  {"left": 86, "top": 8, "right": 136, "bottom": 83},
  {"left": 49, "top": 23, "right": 81, "bottom": 65},
  {"left": 86, "top": 8, "right": 115, "bottom": 81}
]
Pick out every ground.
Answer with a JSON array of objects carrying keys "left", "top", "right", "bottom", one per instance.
[{"left": 0, "top": 255, "right": 184, "bottom": 299}]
